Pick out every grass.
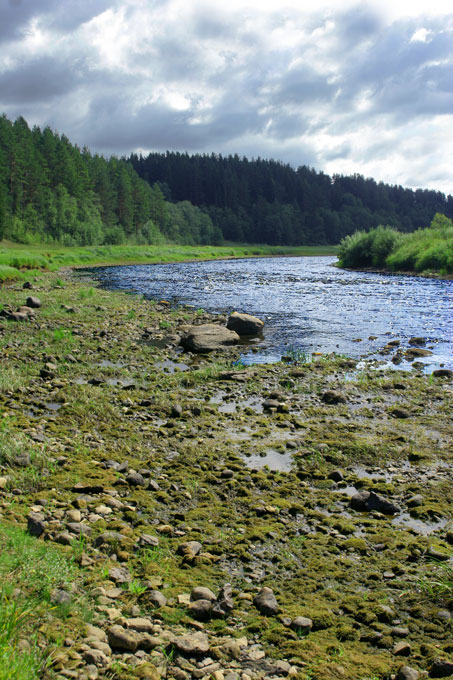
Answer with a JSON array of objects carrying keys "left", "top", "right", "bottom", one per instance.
[
  {"left": 338, "top": 213, "right": 453, "bottom": 275},
  {"left": 419, "top": 556, "right": 453, "bottom": 604},
  {"left": 0, "top": 241, "right": 337, "bottom": 281},
  {"left": 0, "top": 523, "right": 90, "bottom": 680}
]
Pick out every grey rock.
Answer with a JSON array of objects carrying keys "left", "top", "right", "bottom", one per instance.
[
  {"left": 180, "top": 324, "right": 239, "bottom": 352},
  {"left": 328, "top": 469, "right": 344, "bottom": 482},
  {"left": 174, "top": 632, "right": 210, "bottom": 655},
  {"left": 226, "top": 312, "right": 264, "bottom": 336},
  {"left": 177, "top": 541, "right": 202, "bottom": 559},
  {"left": 430, "top": 658, "right": 453, "bottom": 677},
  {"left": 253, "top": 586, "right": 279, "bottom": 616},
  {"left": 109, "top": 566, "right": 131, "bottom": 584},
  {"left": 397, "top": 666, "right": 420, "bottom": 680},
  {"left": 433, "top": 369, "right": 453, "bottom": 378},
  {"left": 94, "top": 531, "right": 126, "bottom": 547},
  {"left": 26, "top": 296, "right": 42, "bottom": 308},
  {"left": 27, "top": 512, "right": 46, "bottom": 537},
  {"left": 51, "top": 589, "right": 72, "bottom": 606},
  {"left": 212, "top": 583, "right": 234, "bottom": 618},
  {"left": 189, "top": 599, "right": 212, "bottom": 621},
  {"left": 291, "top": 616, "right": 313, "bottom": 633},
  {"left": 393, "top": 641, "right": 411, "bottom": 656},
  {"left": 147, "top": 590, "right": 167, "bottom": 608},
  {"left": 67, "top": 522, "right": 92, "bottom": 536},
  {"left": 138, "top": 534, "right": 159, "bottom": 548},
  {"left": 191, "top": 586, "right": 217, "bottom": 602},
  {"left": 321, "top": 390, "right": 347, "bottom": 404},
  {"left": 107, "top": 625, "right": 139, "bottom": 652},
  {"left": 126, "top": 471, "right": 146, "bottom": 487},
  {"left": 13, "top": 453, "right": 31, "bottom": 467},
  {"left": 350, "top": 490, "right": 400, "bottom": 515},
  {"left": 82, "top": 649, "right": 109, "bottom": 667}
]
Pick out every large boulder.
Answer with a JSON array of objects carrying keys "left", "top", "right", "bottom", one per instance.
[
  {"left": 350, "top": 490, "right": 400, "bottom": 515},
  {"left": 180, "top": 324, "right": 239, "bottom": 352},
  {"left": 227, "top": 312, "right": 264, "bottom": 336}
]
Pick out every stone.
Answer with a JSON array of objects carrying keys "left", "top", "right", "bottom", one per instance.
[
  {"left": 94, "top": 531, "right": 126, "bottom": 547},
  {"left": 13, "top": 453, "right": 31, "bottom": 467},
  {"left": 397, "top": 667, "right": 419, "bottom": 680},
  {"left": 253, "top": 587, "right": 279, "bottom": 616},
  {"left": 126, "top": 617, "right": 154, "bottom": 633},
  {"left": 430, "top": 659, "right": 453, "bottom": 677},
  {"left": 226, "top": 312, "right": 264, "bottom": 336},
  {"left": 107, "top": 625, "right": 139, "bottom": 652},
  {"left": 328, "top": 469, "right": 344, "bottom": 482},
  {"left": 189, "top": 599, "right": 213, "bottom": 620},
  {"left": 138, "top": 534, "right": 159, "bottom": 547},
  {"left": 212, "top": 583, "right": 234, "bottom": 618},
  {"left": 191, "top": 586, "right": 217, "bottom": 602},
  {"left": 174, "top": 632, "right": 210, "bottom": 655},
  {"left": 51, "top": 589, "right": 72, "bottom": 606},
  {"left": 67, "top": 522, "right": 91, "bottom": 536},
  {"left": 26, "top": 296, "right": 42, "bottom": 308},
  {"left": 321, "top": 390, "right": 347, "bottom": 404},
  {"left": 433, "top": 369, "right": 453, "bottom": 378},
  {"left": 350, "top": 490, "right": 400, "bottom": 515},
  {"left": 290, "top": 616, "right": 313, "bottom": 633},
  {"left": 147, "top": 590, "right": 167, "bottom": 608},
  {"left": 27, "top": 512, "right": 46, "bottom": 537},
  {"left": 82, "top": 649, "right": 109, "bottom": 667},
  {"left": 126, "top": 471, "right": 146, "bottom": 487},
  {"left": 177, "top": 541, "right": 202, "bottom": 559},
  {"left": 109, "top": 566, "right": 131, "bottom": 583},
  {"left": 180, "top": 324, "right": 239, "bottom": 352},
  {"left": 393, "top": 641, "right": 411, "bottom": 656}
]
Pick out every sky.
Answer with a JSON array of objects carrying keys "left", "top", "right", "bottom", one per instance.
[{"left": 1, "top": 0, "right": 452, "bottom": 194}]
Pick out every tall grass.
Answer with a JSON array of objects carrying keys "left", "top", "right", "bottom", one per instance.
[
  {"left": 337, "top": 214, "right": 453, "bottom": 275},
  {"left": 0, "top": 242, "right": 337, "bottom": 281}
]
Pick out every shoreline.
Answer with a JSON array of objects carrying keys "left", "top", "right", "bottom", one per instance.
[{"left": 0, "top": 270, "right": 451, "bottom": 680}]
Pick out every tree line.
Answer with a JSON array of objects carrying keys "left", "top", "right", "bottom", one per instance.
[
  {"left": 0, "top": 115, "right": 222, "bottom": 246},
  {"left": 130, "top": 151, "right": 453, "bottom": 245}
]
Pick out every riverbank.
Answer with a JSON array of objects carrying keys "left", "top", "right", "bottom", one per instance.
[
  {"left": 0, "top": 272, "right": 452, "bottom": 680},
  {"left": 0, "top": 242, "right": 338, "bottom": 282}
]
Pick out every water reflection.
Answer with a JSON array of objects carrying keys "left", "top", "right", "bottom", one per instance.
[{"left": 82, "top": 257, "right": 452, "bottom": 370}]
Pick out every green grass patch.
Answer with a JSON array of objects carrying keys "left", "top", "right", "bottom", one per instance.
[
  {"left": 0, "top": 241, "right": 337, "bottom": 280},
  {"left": 0, "top": 523, "right": 90, "bottom": 679},
  {"left": 337, "top": 213, "right": 453, "bottom": 275}
]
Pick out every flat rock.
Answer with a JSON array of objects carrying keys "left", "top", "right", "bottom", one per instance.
[
  {"left": 174, "top": 632, "right": 210, "bottom": 655},
  {"left": 26, "top": 296, "right": 42, "bottom": 308},
  {"left": 397, "top": 667, "right": 419, "bottom": 680},
  {"left": 180, "top": 324, "right": 239, "bottom": 352},
  {"left": 321, "top": 390, "right": 347, "bottom": 404},
  {"left": 226, "top": 312, "right": 264, "bottom": 336}
]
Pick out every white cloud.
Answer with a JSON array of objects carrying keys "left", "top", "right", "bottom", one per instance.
[{"left": 0, "top": 0, "right": 452, "bottom": 194}]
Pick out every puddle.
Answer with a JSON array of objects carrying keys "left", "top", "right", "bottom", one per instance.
[
  {"left": 210, "top": 391, "right": 264, "bottom": 414},
  {"left": 244, "top": 448, "right": 293, "bottom": 472},
  {"left": 332, "top": 485, "right": 359, "bottom": 497},
  {"left": 392, "top": 513, "right": 448, "bottom": 535},
  {"left": 97, "top": 360, "right": 125, "bottom": 368},
  {"left": 352, "top": 464, "right": 392, "bottom": 482},
  {"left": 155, "top": 359, "right": 190, "bottom": 374}
]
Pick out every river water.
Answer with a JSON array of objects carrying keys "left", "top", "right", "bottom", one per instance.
[{"left": 84, "top": 256, "right": 452, "bottom": 371}]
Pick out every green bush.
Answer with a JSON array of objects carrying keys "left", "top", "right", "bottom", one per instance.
[{"left": 338, "top": 214, "right": 453, "bottom": 274}]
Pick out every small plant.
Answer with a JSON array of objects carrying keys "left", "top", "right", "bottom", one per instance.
[
  {"left": 281, "top": 345, "right": 310, "bottom": 365},
  {"left": 419, "top": 556, "right": 453, "bottom": 603},
  {"left": 78, "top": 287, "right": 95, "bottom": 299},
  {"left": 127, "top": 580, "right": 147, "bottom": 596},
  {"left": 53, "top": 328, "right": 73, "bottom": 342}
]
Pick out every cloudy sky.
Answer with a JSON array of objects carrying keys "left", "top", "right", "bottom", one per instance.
[{"left": 1, "top": 0, "right": 452, "bottom": 193}]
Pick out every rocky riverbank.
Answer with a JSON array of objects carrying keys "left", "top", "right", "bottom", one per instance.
[{"left": 0, "top": 272, "right": 452, "bottom": 680}]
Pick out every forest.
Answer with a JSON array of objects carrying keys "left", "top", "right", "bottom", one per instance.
[
  {"left": 131, "top": 151, "right": 453, "bottom": 245},
  {"left": 1, "top": 113, "right": 453, "bottom": 248},
  {"left": 0, "top": 115, "right": 222, "bottom": 247}
]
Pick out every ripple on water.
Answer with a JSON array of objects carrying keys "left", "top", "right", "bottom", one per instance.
[{"left": 83, "top": 257, "right": 453, "bottom": 371}]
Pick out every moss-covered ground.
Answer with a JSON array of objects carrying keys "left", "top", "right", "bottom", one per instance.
[{"left": 0, "top": 271, "right": 451, "bottom": 680}]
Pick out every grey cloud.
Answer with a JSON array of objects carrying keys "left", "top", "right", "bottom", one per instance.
[
  {"left": 0, "top": 0, "right": 113, "bottom": 43},
  {"left": 0, "top": 55, "right": 84, "bottom": 104}
]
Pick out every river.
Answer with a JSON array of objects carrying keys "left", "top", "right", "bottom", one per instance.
[{"left": 83, "top": 256, "right": 452, "bottom": 371}]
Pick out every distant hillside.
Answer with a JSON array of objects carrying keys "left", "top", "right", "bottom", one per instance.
[
  {"left": 130, "top": 151, "right": 453, "bottom": 245},
  {"left": 0, "top": 115, "right": 221, "bottom": 246}
]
